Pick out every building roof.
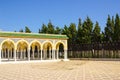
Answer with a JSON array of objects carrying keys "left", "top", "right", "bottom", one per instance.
[{"left": 0, "top": 31, "right": 68, "bottom": 39}]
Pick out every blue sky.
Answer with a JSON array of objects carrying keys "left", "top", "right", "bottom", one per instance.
[{"left": 0, "top": 0, "right": 120, "bottom": 32}]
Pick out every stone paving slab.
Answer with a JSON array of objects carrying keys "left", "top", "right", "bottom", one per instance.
[{"left": 0, "top": 60, "right": 120, "bottom": 80}]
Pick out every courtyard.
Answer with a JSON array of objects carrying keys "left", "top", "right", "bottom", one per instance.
[{"left": 0, "top": 60, "right": 120, "bottom": 80}]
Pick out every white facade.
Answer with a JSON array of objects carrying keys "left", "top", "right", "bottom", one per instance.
[{"left": 0, "top": 32, "right": 69, "bottom": 63}]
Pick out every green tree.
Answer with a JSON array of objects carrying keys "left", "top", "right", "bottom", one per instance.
[
  {"left": 40, "top": 24, "right": 48, "bottom": 33},
  {"left": 25, "top": 26, "right": 31, "bottom": 33},
  {"left": 62, "top": 25, "right": 69, "bottom": 35},
  {"left": 62, "top": 25, "right": 71, "bottom": 44},
  {"left": 77, "top": 18, "right": 83, "bottom": 43},
  {"left": 104, "top": 15, "right": 114, "bottom": 42},
  {"left": 92, "top": 21, "right": 101, "bottom": 42},
  {"left": 19, "top": 29, "right": 24, "bottom": 32},
  {"left": 38, "top": 29, "right": 41, "bottom": 33},
  {"left": 54, "top": 27, "right": 62, "bottom": 34},
  {"left": 111, "top": 16, "right": 115, "bottom": 41},
  {"left": 114, "top": 14, "right": 120, "bottom": 41},
  {"left": 101, "top": 31, "right": 105, "bottom": 42},
  {"left": 82, "top": 17, "right": 93, "bottom": 43},
  {"left": 68, "top": 23, "right": 77, "bottom": 44},
  {"left": 47, "top": 21, "right": 55, "bottom": 34}
]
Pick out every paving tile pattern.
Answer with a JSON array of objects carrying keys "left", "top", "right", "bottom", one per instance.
[{"left": 0, "top": 60, "right": 120, "bottom": 80}]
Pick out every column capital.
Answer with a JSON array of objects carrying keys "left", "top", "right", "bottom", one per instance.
[
  {"left": 14, "top": 47, "right": 17, "bottom": 50},
  {"left": 27, "top": 47, "right": 30, "bottom": 50}
]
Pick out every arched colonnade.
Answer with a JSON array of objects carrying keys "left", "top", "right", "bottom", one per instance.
[{"left": 0, "top": 39, "right": 68, "bottom": 62}]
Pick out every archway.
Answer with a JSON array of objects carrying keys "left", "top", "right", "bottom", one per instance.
[
  {"left": 16, "top": 41, "right": 28, "bottom": 60},
  {"left": 56, "top": 42, "right": 64, "bottom": 59},
  {"left": 42, "top": 42, "right": 52, "bottom": 60},
  {"left": 1, "top": 40, "right": 15, "bottom": 61},
  {"left": 30, "top": 41, "right": 41, "bottom": 60}
]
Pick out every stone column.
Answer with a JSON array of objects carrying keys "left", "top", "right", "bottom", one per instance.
[
  {"left": 41, "top": 49, "right": 42, "bottom": 60},
  {"left": 32, "top": 49, "right": 34, "bottom": 60},
  {"left": 37, "top": 48, "right": 39, "bottom": 59},
  {"left": 28, "top": 48, "right": 30, "bottom": 61},
  {"left": 24, "top": 49, "right": 26, "bottom": 59},
  {"left": 53, "top": 50, "right": 55, "bottom": 60},
  {"left": 52, "top": 50, "right": 53, "bottom": 59},
  {"left": 49, "top": 48, "right": 51, "bottom": 59},
  {"left": 46, "top": 50, "right": 47, "bottom": 59},
  {"left": 10, "top": 49, "right": 12, "bottom": 59},
  {"left": 1, "top": 50, "right": 3, "bottom": 58},
  {"left": 5, "top": 49, "right": 6, "bottom": 58},
  {"left": 20, "top": 49, "right": 22, "bottom": 59},
  {"left": 43, "top": 50, "right": 46, "bottom": 59},
  {"left": 52, "top": 50, "right": 55, "bottom": 60},
  {"left": 14, "top": 48, "right": 16, "bottom": 61},
  {"left": 63, "top": 41, "right": 69, "bottom": 61},
  {"left": 64, "top": 50, "right": 67, "bottom": 60},
  {"left": 8, "top": 49, "right": 9, "bottom": 60},
  {"left": 0, "top": 48, "right": 1, "bottom": 62},
  {"left": 57, "top": 50, "right": 59, "bottom": 59},
  {"left": 16, "top": 50, "right": 18, "bottom": 59}
]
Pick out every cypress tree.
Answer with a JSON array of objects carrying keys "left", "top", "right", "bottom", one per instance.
[
  {"left": 82, "top": 17, "right": 93, "bottom": 43},
  {"left": 68, "top": 23, "right": 77, "bottom": 44},
  {"left": 25, "top": 26, "right": 31, "bottom": 33},
  {"left": 92, "top": 21, "right": 101, "bottom": 42},
  {"left": 40, "top": 24, "right": 48, "bottom": 33},
  {"left": 47, "top": 21, "right": 55, "bottom": 34},
  {"left": 114, "top": 14, "right": 120, "bottom": 41},
  {"left": 77, "top": 18, "right": 83, "bottom": 43}
]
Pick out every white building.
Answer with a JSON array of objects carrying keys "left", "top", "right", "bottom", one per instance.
[{"left": 0, "top": 31, "right": 69, "bottom": 63}]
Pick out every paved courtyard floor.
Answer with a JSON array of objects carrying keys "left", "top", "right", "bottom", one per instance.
[{"left": 0, "top": 60, "right": 120, "bottom": 80}]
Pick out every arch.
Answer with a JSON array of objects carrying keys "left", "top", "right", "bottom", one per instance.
[
  {"left": 16, "top": 39, "right": 29, "bottom": 48},
  {"left": 42, "top": 41, "right": 53, "bottom": 60},
  {"left": 16, "top": 39, "right": 29, "bottom": 50},
  {"left": 29, "top": 40, "right": 41, "bottom": 59},
  {"left": 55, "top": 41, "right": 65, "bottom": 50},
  {"left": 16, "top": 39, "right": 29, "bottom": 60},
  {"left": 1, "top": 39, "right": 15, "bottom": 60},
  {"left": 29, "top": 40, "right": 42, "bottom": 48},
  {"left": 55, "top": 41, "right": 66, "bottom": 59},
  {"left": 16, "top": 40, "right": 29, "bottom": 50},
  {"left": 0, "top": 39, "right": 15, "bottom": 48},
  {"left": 42, "top": 40, "right": 53, "bottom": 49}
]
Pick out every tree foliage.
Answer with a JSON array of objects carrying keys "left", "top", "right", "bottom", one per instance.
[
  {"left": 81, "top": 17, "right": 93, "bottom": 43},
  {"left": 16, "top": 14, "right": 120, "bottom": 45},
  {"left": 92, "top": 21, "right": 101, "bottom": 42},
  {"left": 40, "top": 24, "right": 48, "bottom": 33},
  {"left": 25, "top": 26, "right": 31, "bottom": 33},
  {"left": 47, "top": 21, "right": 54, "bottom": 34},
  {"left": 54, "top": 27, "right": 62, "bottom": 34},
  {"left": 19, "top": 29, "right": 23, "bottom": 32},
  {"left": 104, "top": 15, "right": 114, "bottom": 42},
  {"left": 77, "top": 18, "right": 82, "bottom": 43},
  {"left": 114, "top": 14, "right": 120, "bottom": 41},
  {"left": 68, "top": 23, "right": 77, "bottom": 44}
]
